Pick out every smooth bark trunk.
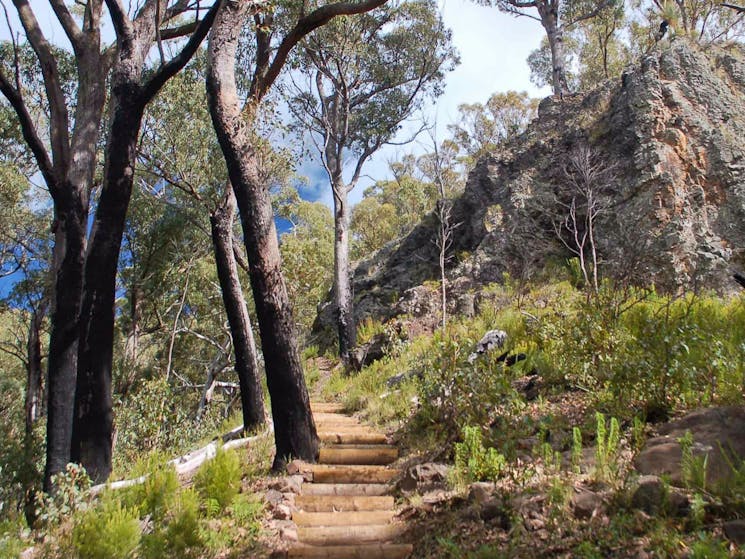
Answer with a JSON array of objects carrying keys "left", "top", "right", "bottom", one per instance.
[
  {"left": 206, "top": 0, "right": 317, "bottom": 470},
  {"left": 210, "top": 189, "right": 266, "bottom": 432},
  {"left": 331, "top": 183, "right": 356, "bottom": 364},
  {"left": 538, "top": 4, "right": 569, "bottom": 97}
]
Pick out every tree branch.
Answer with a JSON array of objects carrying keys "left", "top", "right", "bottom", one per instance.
[
  {"left": 48, "top": 0, "right": 84, "bottom": 51},
  {"left": 0, "top": 70, "right": 57, "bottom": 191},
  {"left": 140, "top": 0, "right": 220, "bottom": 105},
  {"left": 11, "top": 0, "right": 71, "bottom": 173},
  {"left": 722, "top": 3, "right": 745, "bottom": 13},
  {"left": 254, "top": 0, "right": 388, "bottom": 100}
]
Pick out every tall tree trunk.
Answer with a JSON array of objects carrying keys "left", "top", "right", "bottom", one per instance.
[
  {"left": 210, "top": 186, "right": 266, "bottom": 432},
  {"left": 44, "top": 198, "right": 87, "bottom": 491},
  {"left": 73, "top": 91, "right": 145, "bottom": 483},
  {"left": 331, "top": 181, "right": 356, "bottom": 364},
  {"left": 206, "top": 0, "right": 318, "bottom": 470},
  {"left": 539, "top": 4, "right": 569, "bottom": 97}
]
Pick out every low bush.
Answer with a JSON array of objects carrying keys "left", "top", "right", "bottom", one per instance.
[
  {"left": 194, "top": 447, "right": 241, "bottom": 513},
  {"left": 72, "top": 497, "right": 140, "bottom": 559}
]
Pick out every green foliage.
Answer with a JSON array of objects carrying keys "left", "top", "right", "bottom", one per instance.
[
  {"left": 141, "top": 489, "right": 203, "bottom": 559},
  {"left": 279, "top": 198, "right": 334, "bottom": 337},
  {"left": 72, "top": 497, "right": 140, "bottom": 559},
  {"left": 454, "top": 426, "right": 506, "bottom": 483},
  {"left": 679, "top": 431, "right": 708, "bottom": 491},
  {"left": 689, "top": 533, "right": 731, "bottom": 559},
  {"left": 571, "top": 426, "right": 583, "bottom": 474},
  {"left": 594, "top": 412, "right": 621, "bottom": 483},
  {"left": 447, "top": 91, "right": 538, "bottom": 170},
  {"left": 121, "top": 454, "right": 179, "bottom": 522},
  {"left": 36, "top": 464, "right": 92, "bottom": 527},
  {"left": 194, "top": 447, "right": 242, "bottom": 513}
]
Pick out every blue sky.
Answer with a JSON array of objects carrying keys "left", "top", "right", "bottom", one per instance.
[{"left": 298, "top": 0, "right": 551, "bottom": 206}]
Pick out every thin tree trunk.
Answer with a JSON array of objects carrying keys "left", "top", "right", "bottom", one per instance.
[
  {"left": 206, "top": 0, "right": 318, "bottom": 470},
  {"left": 23, "top": 305, "right": 45, "bottom": 524},
  {"left": 331, "top": 182, "right": 356, "bottom": 364},
  {"left": 210, "top": 186, "right": 265, "bottom": 432},
  {"left": 539, "top": 5, "right": 569, "bottom": 97}
]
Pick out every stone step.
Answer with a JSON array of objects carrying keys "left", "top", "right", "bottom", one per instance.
[
  {"left": 295, "top": 495, "right": 394, "bottom": 512},
  {"left": 319, "top": 431, "right": 388, "bottom": 445},
  {"left": 293, "top": 510, "right": 395, "bottom": 527},
  {"left": 309, "top": 464, "right": 399, "bottom": 484},
  {"left": 319, "top": 445, "right": 398, "bottom": 465},
  {"left": 287, "top": 543, "right": 413, "bottom": 559},
  {"left": 301, "top": 483, "right": 390, "bottom": 496},
  {"left": 297, "top": 524, "right": 405, "bottom": 546}
]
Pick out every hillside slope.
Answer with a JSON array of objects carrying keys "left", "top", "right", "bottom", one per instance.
[{"left": 319, "top": 40, "right": 745, "bottom": 334}]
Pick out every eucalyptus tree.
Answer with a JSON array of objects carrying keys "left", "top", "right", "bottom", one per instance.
[
  {"left": 482, "top": 0, "right": 617, "bottom": 97},
  {"left": 630, "top": 0, "right": 745, "bottom": 44},
  {"left": 0, "top": 0, "right": 220, "bottom": 487},
  {"left": 289, "top": 0, "right": 457, "bottom": 363},
  {"left": 447, "top": 91, "right": 538, "bottom": 169},
  {"left": 206, "top": 0, "right": 391, "bottom": 468},
  {"left": 139, "top": 64, "right": 265, "bottom": 433}
]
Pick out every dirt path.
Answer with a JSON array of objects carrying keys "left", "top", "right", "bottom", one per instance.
[{"left": 280, "top": 402, "right": 412, "bottom": 559}]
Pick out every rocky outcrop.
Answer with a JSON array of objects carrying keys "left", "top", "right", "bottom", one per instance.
[
  {"left": 315, "top": 41, "right": 745, "bottom": 334},
  {"left": 634, "top": 406, "right": 745, "bottom": 488}
]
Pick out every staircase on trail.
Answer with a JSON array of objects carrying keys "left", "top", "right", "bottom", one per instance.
[{"left": 284, "top": 402, "right": 413, "bottom": 559}]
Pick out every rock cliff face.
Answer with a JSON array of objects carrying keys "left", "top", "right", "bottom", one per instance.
[{"left": 315, "top": 41, "right": 745, "bottom": 335}]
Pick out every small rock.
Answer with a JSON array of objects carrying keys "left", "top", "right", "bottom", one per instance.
[
  {"left": 572, "top": 488, "right": 603, "bottom": 519},
  {"left": 279, "top": 525, "right": 298, "bottom": 542},
  {"left": 272, "top": 503, "right": 292, "bottom": 520},
  {"left": 398, "top": 463, "right": 449, "bottom": 492},
  {"left": 468, "top": 482, "right": 495, "bottom": 504},
  {"left": 630, "top": 475, "right": 690, "bottom": 517},
  {"left": 265, "top": 489, "right": 284, "bottom": 506},
  {"left": 480, "top": 498, "right": 511, "bottom": 530},
  {"left": 268, "top": 475, "right": 303, "bottom": 494},
  {"left": 631, "top": 475, "right": 665, "bottom": 514},
  {"left": 286, "top": 460, "right": 305, "bottom": 475},
  {"left": 723, "top": 519, "right": 745, "bottom": 544}
]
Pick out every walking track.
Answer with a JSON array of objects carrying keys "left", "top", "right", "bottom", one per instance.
[{"left": 281, "top": 402, "right": 413, "bottom": 559}]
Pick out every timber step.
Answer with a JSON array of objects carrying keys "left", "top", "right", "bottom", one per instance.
[
  {"left": 294, "top": 495, "right": 394, "bottom": 512},
  {"left": 318, "top": 445, "right": 398, "bottom": 465},
  {"left": 287, "top": 543, "right": 414, "bottom": 559},
  {"left": 310, "top": 464, "right": 399, "bottom": 484},
  {"left": 310, "top": 403, "right": 346, "bottom": 413},
  {"left": 301, "top": 483, "right": 390, "bottom": 496},
  {"left": 283, "top": 403, "right": 411, "bottom": 559},
  {"left": 318, "top": 431, "right": 388, "bottom": 444},
  {"left": 297, "top": 524, "right": 405, "bottom": 546},
  {"left": 293, "top": 510, "right": 395, "bottom": 527}
]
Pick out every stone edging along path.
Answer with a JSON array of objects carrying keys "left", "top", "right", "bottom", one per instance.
[{"left": 272, "top": 402, "right": 413, "bottom": 559}]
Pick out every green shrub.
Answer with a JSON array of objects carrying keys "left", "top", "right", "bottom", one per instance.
[
  {"left": 141, "top": 489, "right": 204, "bottom": 559},
  {"left": 36, "top": 463, "right": 92, "bottom": 527},
  {"left": 454, "top": 426, "right": 506, "bottom": 483},
  {"left": 72, "top": 497, "right": 140, "bottom": 559},
  {"left": 121, "top": 455, "right": 179, "bottom": 522},
  {"left": 594, "top": 412, "right": 621, "bottom": 483},
  {"left": 194, "top": 447, "right": 241, "bottom": 513}
]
